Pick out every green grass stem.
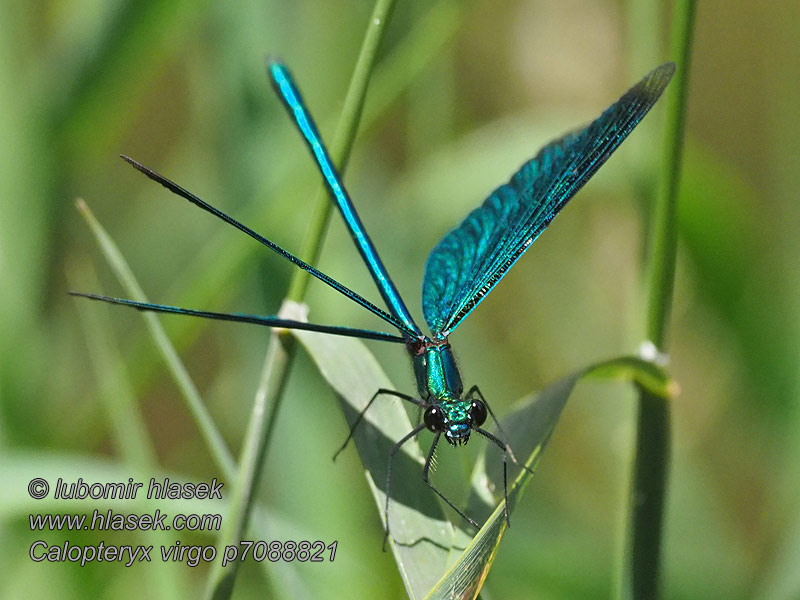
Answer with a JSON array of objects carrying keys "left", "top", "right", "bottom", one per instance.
[
  {"left": 203, "top": 1, "right": 398, "bottom": 597},
  {"left": 644, "top": 1, "right": 697, "bottom": 346},
  {"left": 625, "top": 1, "right": 696, "bottom": 598}
]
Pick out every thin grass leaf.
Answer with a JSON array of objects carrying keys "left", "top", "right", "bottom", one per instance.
[
  {"left": 362, "top": 0, "right": 464, "bottom": 127},
  {"left": 206, "top": 325, "right": 292, "bottom": 600},
  {"left": 627, "top": 0, "right": 696, "bottom": 595},
  {"left": 68, "top": 262, "right": 157, "bottom": 469},
  {"left": 584, "top": 356, "right": 677, "bottom": 399},
  {"left": 76, "top": 198, "right": 236, "bottom": 480},
  {"left": 76, "top": 190, "right": 309, "bottom": 599},
  {"left": 68, "top": 264, "right": 183, "bottom": 600}
]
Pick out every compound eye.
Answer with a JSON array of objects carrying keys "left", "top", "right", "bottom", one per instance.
[
  {"left": 423, "top": 406, "right": 446, "bottom": 432},
  {"left": 470, "top": 400, "right": 487, "bottom": 427}
]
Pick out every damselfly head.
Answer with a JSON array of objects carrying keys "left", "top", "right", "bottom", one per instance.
[{"left": 425, "top": 399, "right": 488, "bottom": 446}]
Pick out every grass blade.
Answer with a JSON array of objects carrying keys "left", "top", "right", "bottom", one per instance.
[
  {"left": 76, "top": 198, "right": 236, "bottom": 480},
  {"left": 627, "top": 0, "right": 697, "bottom": 596}
]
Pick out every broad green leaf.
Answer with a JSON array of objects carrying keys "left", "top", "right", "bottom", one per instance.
[{"left": 293, "top": 328, "right": 459, "bottom": 599}]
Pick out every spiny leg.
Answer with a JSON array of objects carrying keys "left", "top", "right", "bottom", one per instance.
[
  {"left": 467, "top": 385, "right": 535, "bottom": 477},
  {"left": 476, "top": 427, "right": 510, "bottom": 527},
  {"left": 333, "top": 389, "right": 423, "bottom": 461},
  {"left": 422, "top": 434, "right": 480, "bottom": 530},
  {"left": 383, "top": 423, "right": 427, "bottom": 550}
]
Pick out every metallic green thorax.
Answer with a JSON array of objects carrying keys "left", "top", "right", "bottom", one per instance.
[{"left": 412, "top": 342, "right": 463, "bottom": 400}]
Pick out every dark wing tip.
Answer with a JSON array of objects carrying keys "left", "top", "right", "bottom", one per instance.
[
  {"left": 654, "top": 61, "right": 677, "bottom": 76},
  {"left": 70, "top": 291, "right": 133, "bottom": 307},
  {"left": 118, "top": 155, "right": 184, "bottom": 197},
  {"left": 119, "top": 154, "right": 152, "bottom": 178},
  {"left": 635, "top": 62, "right": 677, "bottom": 101},
  {"left": 69, "top": 291, "right": 112, "bottom": 302},
  {"left": 651, "top": 61, "right": 677, "bottom": 85}
]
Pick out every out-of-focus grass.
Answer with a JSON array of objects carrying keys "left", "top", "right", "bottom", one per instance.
[{"left": 1, "top": 1, "right": 799, "bottom": 599}]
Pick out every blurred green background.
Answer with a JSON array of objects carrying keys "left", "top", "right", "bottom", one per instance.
[{"left": 2, "top": 0, "right": 799, "bottom": 598}]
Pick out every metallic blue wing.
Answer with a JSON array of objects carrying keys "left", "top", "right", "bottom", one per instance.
[
  {"left": 269, "top": 62, "right": 423, "bottom": 340},
  {"left": 422, "top": 62, "right": 675, "bottom": 337}
]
